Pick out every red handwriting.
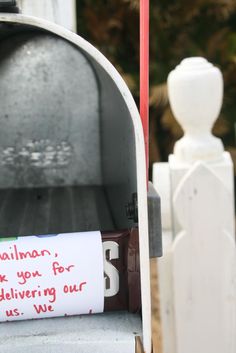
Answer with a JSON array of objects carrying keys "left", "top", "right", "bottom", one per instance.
[
  {"left": 63, "top": 282, "right": 87, "bottom": 294},
  {"left": 0, "top": 274, "right": 8, "bottom": 283},
  {"left": 0, "top": 287, "right": 56, "bottom": 303},
  {"left": 0, "top": 245, "right": 51, "bottom": 262},
  {"left": 17, "top": 270, "right": 42, "bottom": 285},
  {"left": 6, "top": 308, "right": 20, "bottom": 317},
  {"left": 0, "top": 238, "right": 94, "bottom": 322},
  {"left": 33, "top": 304, "right": 54, "bottom": 314},
  {"left": 52, "top": 261, "right": 75, "bottom": 276}
]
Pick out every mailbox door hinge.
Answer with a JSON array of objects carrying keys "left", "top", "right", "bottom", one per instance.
[
  {"left": 147, "top": 181, "right": 163, "bottom": 258},
  {"left": 126, "top": 193, "right": 138, "bottom": 223},
  {"left": 126, "top": 186, "right": 163, "bottom": 258}
]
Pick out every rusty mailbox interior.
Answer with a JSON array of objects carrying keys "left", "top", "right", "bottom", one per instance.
[{"left": 0, "top": 23, "right": 138, "bottom": 237}]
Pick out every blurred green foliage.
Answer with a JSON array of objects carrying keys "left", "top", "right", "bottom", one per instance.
[{"left": 77, "top": 0, "right": 236, "bottom": 165}]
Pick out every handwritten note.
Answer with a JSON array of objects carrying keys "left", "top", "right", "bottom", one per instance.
[{"left": 0, "top": 232, "right": 104, "bottom": 321}]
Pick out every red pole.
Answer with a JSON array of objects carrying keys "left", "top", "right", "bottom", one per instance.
[{"left": 140, "top": 0, "right": 149, "bottom": 185}]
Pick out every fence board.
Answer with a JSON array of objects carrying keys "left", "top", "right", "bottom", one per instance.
[
  {"left": 172, "top": 162, "right": 236, "bottom": 353},
  {"left": 18, "top": 0, "right": 76, "bottom": 32}
]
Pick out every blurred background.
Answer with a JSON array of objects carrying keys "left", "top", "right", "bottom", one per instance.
[
  {"left": 76, "top": 4, "right": 236, "bottom": 349},
  {"left": 77, "top": 0, "right": 236, "bottom": 185}
]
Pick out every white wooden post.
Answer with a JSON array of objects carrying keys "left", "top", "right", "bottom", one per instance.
[
  {"left": 18, "top": 0, "right": 77, "bottom": 32},
  {"left": 152, "top": 163, "right": 176, "bottom": 353},
  {"left": 153, "top": 57, "right": 236, "bottom": 353}
]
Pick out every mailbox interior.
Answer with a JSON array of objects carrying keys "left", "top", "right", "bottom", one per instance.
[
  {"left": 0, "top": 19, "right": 151, "bottom": 353},
  {"left": 0, "top": 24, "right": 137, "bottom": 236}
]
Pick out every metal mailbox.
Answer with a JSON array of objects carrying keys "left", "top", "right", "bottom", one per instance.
[{"left": 0, "top": 5, "right": 162, "bottom": 353}]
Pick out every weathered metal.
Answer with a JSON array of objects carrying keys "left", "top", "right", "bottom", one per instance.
[{"left": 0, "top": 12, "right": 152, "bottom": 353}]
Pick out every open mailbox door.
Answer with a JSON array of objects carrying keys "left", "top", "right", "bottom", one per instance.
[{"left": 0, "top": 9, "right": 153, "bottom": 353}]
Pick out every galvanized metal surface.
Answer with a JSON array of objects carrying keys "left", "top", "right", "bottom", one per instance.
[
  {"left": 94, "top": 61, "right": 138, "bottom": 229},
  {"left": 0, "top": 32, "right": 101, "bottom": 188},
  {"left": 0, "top": 185, "right": 114, "bottom": 235},
  {"left": 0, "top": 312, "right": 142, "bottom": 353}
]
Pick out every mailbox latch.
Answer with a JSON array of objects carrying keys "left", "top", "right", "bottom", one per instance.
[{"left": 126, "top": 193, "right": 138, "bottom": 223}]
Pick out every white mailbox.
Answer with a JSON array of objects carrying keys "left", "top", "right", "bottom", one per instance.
[{"left": 0, "top": 2, "right": 161, "bottom": 353}]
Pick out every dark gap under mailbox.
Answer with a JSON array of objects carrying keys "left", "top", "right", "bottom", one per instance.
[{"left": 0, "top": 8, "right": 162, "bottom": 353}]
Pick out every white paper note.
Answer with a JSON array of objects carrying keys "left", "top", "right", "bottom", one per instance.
[{"left": 0, "top": 232, "right": 104, "bottom": 321}]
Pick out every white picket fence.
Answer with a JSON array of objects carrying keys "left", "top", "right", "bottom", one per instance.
[
  {"left": 18, "top": 0, "right": 76, "bottom": 32},
  {"left": 153, "top": 57, "right": 236, "bottom": 353}
]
